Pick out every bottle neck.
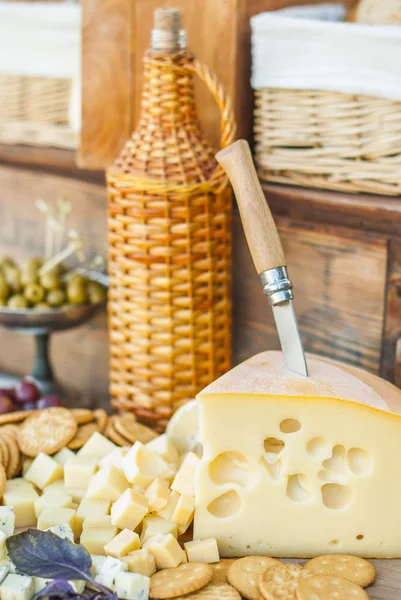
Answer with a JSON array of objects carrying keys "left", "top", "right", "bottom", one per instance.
[{"left": 150, "top": 27, "right": 187, "bottom": 52}]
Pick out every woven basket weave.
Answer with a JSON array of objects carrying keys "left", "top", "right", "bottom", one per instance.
[
  {"left": 254, "top": 88, "right": 401, "bottom": 196},
  {"left": 107, "top": 50, "right": 236, "bottom": 431}
]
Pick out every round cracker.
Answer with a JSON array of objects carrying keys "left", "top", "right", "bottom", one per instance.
[
  {"left": 17, "top": 408, "right": 77, "bottom": 457},
  {"left": 70, "top": 409, "right": 95, "bottom": 425},
  {"left": 0, "top": 463, "right": 6, "bottom": 498},
  {"left": 0, "top": 410, "right": 34, "bottom": 425},
  {"left": 0, "top": 425, "right": 19, "bottom": 438},
  {"left": 174, "top": 584, "right": 241, "bottom": 600},
  {"left": 304, "top": 555, "right": 375, "bottom": 588},
  {"left": 113, "top": 415, "right": 158, "bottom": 444},
  {"left": 94, "top": 409, "right": 108, "bottom": 433},
  {"left": 106, "top": 418, "right": 129, "bottom": 446},
  {"left": 259, "top": 563, "right": 305, "bottom": 600},
  {"left": 68, "top": 422, "right": 99, "bottom": 449},
  {"left": 228, "top": 557, "right": 281, "bottom": 600},
  {"left": 150, "top": 562, "right": 213, "bottom": 599},
  {"left": 211, "top": 559, "right": 237, "bottom": 585},
  {"left": 2, "top": 433, "right": 20, "bottom": 479},
  {"left": 0, "top": 437, "right": 9, "bottom": 471},
  {"left": 296, "top": 574, "right": 369, "bottom": 600}
]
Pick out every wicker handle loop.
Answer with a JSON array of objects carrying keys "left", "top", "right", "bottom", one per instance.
[{"left": 189, "top": 59, "right": 237, "bottom": 151}]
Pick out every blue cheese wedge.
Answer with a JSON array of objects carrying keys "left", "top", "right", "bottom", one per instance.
[
  {"left": 114, "top": 572, "right": 150, "bottom": 600},
  {"left": 0, "top": 564, "right": 9, "bottom": 584},
  {"left": 0, "top": 508, "right": 15, "bottom": 538},
  {"left": 95, "top": 556, "right": 128, "bottom": 589},
  {"left": 46, "top": 523, "right": 75, "bottom": 543},
  {"left": 0, "top": 574, "right": 34, "bottom": 600}
]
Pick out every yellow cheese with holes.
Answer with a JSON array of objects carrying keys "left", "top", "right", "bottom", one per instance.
[
  {"left": 104, "top": 529, "right": 140, "bottom": 558},
  {"left": 111, "top": 489, "right": 148, "bottom": 530},
  {"left": 142, "top": 533, "right": 185, "bottom": 569},
  {"left": 194, "top": 351, "right": 401, "bottom": 558},
  {"left": 24, "top": 453, "right": 63, "bottom": 490},
  {"left": 184, "top": 538, "right": 220, "bottom": 563},
  {"left": 64, "top": 456, "right": 98, "bottom": 489}
]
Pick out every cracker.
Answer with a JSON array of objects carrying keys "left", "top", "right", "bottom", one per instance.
[
  {"left": 259, "top": 563, "right": 305, "bottom": 600},
  {"left": 296, "top": 574, "right": 369, "bottom": 600},
  {"left": 304, "top": 555, "right": 375, "bottom": 588},
  {"left": 0, "top": 425, "right": 19, "bottom": 438},
  {"left": 228, "top": 556, "right": 281, "bottom": 600},
  {"left": 211, "top": 559, "right": 237, "bottom": 585},
  {"left": 174, "top": 584, "right": 241, "bottom": 600},
  {"left": 0, "top": 410, "right": 33, "bottom": 425},
  {"left": 106, "top": 418, "right": 129, "bottom": 446},
  {"left": 94, "top": 409, "right": 108, "bottom": 433},
  {"left": 0, "top": 437, "right": 9, "bottom": 472},
  {"left": 150, "top": 562, "right": 213, "bottom": 599},
  {"left": 0, "top": 463, "right": 6, "bottom": 498},
  {"left": 2, "top": 433, "right": 20, "bottom": 479},
  {"left": 68, "top": 422, "right": 99, "bottom": 449},
  {"left": 113, "top": 415, "right": 158, "bottom": 444},
  {"left": 17, "top": 408, "right": 77, "bottom": 457},
  {"left": 71, "top": 409, "right": 95, "bottom": 425}
]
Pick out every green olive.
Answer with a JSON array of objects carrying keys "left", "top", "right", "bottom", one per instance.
[
  {"left": 7, "top": 294, "right": 28, "bottom": 309},
  {"left": 0, "top": 257, "right": 15, "bottom": 272},
  {"left": 21, "top": 271, "right": 39, "bottom": 286},
  {"left": 21, "top": 257, "right": 42, "bottom": 273},
  {"left": 87, "top": 281, "right": 106, "bottom": 305},
  {"left": 5, "top": 267, "right": 22, "bottom": 293},
  {"left": 0, "top": 273, "right": 9, "bottom": 299},
  {"left": 66, "top": 280, "right": 87, "bottom": 305},
  {"left": 34, "top": 302, "right": 50, "bottom": 311},
  {"left": 40, "top": 271, "right": 60, "bottom": 291},
  {"left": 24, "top": 283, "right": 45, "bottom": 304},
  {"left": 47, "top": 289, "right": 66, "bottom": 308}
]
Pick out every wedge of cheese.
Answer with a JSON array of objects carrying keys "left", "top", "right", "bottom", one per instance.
[{"left": 194, "top": 350, "right": 401, "bottom": 558}]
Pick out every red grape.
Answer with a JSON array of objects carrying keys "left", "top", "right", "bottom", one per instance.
[
  {"left": 23, "top": 401, "right": 38, "bottom": 411},
  {"left": 0, "top": 388, "right": 15, "bottom": 401},
  {"left": 0, "top": 396, "right": 15, "bottom": 414},
  {"left": 37, "top": 396, "right": 64, "bottom": 409},
  {"left": 15, "top": 380, "right": 40, "bottom": 404}
]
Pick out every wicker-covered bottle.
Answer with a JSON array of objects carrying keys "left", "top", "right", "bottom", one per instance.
[{"left": 107, "top": 8, "right": 236, "bottom": 431}]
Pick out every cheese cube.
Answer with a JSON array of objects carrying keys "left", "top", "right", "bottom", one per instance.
[
  {"left": 144, "top": 479, "right": 169, "bottom": 512},
  {"left": 34, "top": 490, "right": 74, "bottom": 518},
  {"left": 81, "top": 527, "right": 118, "bottom": 555},
  {"left": 140, "top": 515, "right": 177, "bottom": 545},
  {"left": 114, "top": 571, "right": 150, "bottom": 600},
  {"left": 171, "top": 495, "right": 195, "bottom": 527},
  {"left": 65, "top": 488, "right": 86, "bottom": 503},
  {"left": 90, "top": 555, "right": 107, "bottom": 578},
  {"left": 0, "top": 507, "right": 15, "bottom": 538},
  {"left": 122, "top": 550, "right": 156, "bottom": 577},
  {"left": 46, "top": 524, "right": 75, "bottom": 543},
  {"left": 95, "top": 556, "right": 128, "bottom": 589},
  {"left": 111, "top": 489, "right": 148, "bottom": 530},
  {"left": 99, "top": 448, "right": 130, "bottom": 471},
  {"left": 43, "top": 480, "right": 66, "bottom": 494},
  {"left": 105, "top": 529, "right": 140, "bottom": 558},
  {"left": 3, "top": 480, "right": 38, "bottom": 528},
  {"left": 33, "top": 578, "right": 85, "bottom": 595},
  {"left": 83, "top": 516, "right": 113, "bottom": 529},
  {"left": 0, "top": 574, "right": 34, "bottom": 600},
  {"left": 64, "top": 456, "right": 98, "bottom": 489},
  {"left": 37, "top": 507, "right": 78, "bottom": 539},
  {"left": 53, "top": 447, "right": 75, "bottom": 466},
  {"left": 143, "top": 534, "right": 185, "bottom": 570},
  {"left": 24, "top": 453, "right": 63, "bottom": 490},
  {"left": 0, "top": 532, "right": 7, "bottom": 561},
  {"left": 86, "top": 466, "right": 129, "bottom": 502},
  {"left": 76, "top": 498, "right": 111, "bottom": 531},
  {"left": 0, "top": 564, "right": 9, "bottom": 584},
  {"left": 171, "top": 452, "right": 200, "bottom": 496},
  {"left": 21, "top": 458, "right": 33, "bottom": 477},
  {"left": 157, "top": 490, "right": 180, "bottom": 521},
  {"left": 146, "top": 435, "right": 179, "bottom": 465},
  {"left": 184, "top": 538, "right": 219, "bottom": 563},
  {"left": 122, "top": 443, "right": 175, "bottom": 489},
  {"left": 78, "top": 432, "right": 117, "bottom": 458}
]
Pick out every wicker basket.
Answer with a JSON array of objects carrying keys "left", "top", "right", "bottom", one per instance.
[
  {"left": 254, "top": 88, "right": 401, "bottom": 196},
  {"left": 107, "top": 48, "right": 236, "bottom": 431}
]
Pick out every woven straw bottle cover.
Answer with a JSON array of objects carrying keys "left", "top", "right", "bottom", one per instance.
[{"left": 107, "top": 8, "right": 236, "bottom": 431}]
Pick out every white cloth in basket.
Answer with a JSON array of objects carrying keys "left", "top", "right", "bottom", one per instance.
[{"left": 251, "top": 3, "right": 401, "bottom": 102}]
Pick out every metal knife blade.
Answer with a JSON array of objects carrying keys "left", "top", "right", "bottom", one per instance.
[{"left": 272, "top": 300, "right": 308, "bottom": 376}]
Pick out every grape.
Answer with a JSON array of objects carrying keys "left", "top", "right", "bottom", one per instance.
[
  {"left": 0, "top": 396, "right": 15, "bottom": 414},
  {"left": 0, "top": 387, "right": 15, "bottom": 401},
  {"left": 23, "top": 401, "right": 37, "bottom": 411},
  {"left": 37, "top": 396, "right": 64, "bottom": 409},
  {"left": 15, "top": 380, "right": 40, "bottom": 404}
]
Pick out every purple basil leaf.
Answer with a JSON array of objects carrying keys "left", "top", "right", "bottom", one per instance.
[
  {"left": 33, "top": 579, "right": 76, "bottom": 600},
  {"left": 6, "top": 530, "right": 93, "bottom": 582}
]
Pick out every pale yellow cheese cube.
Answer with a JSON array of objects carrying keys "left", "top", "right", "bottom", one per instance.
[
  {"left": 146, "top": 435, "right": 179, "bottom": 466},
  {"left": 76, "top": 498, "right": 111, "bottom": 531},
  {"left": 171, "top": 452, "right": 200, "bottom": 496},
  {"left": 104, "top": 529, "right": 140, "bottom": 558},
  {"left": 86, "top": 466, "right": 129, "bottom": 502},
  {"left": 83, "top": 516, "right": 113, "bottom": 529},
  {"left": 24, "top": 453, "right": 63, "bottom": 490},
  {"left": 64, "top": 456, "right": 98, "bottom": 489},
  {"left": 3, "top": 480, "right": 39, "bottom": 528},
  {"left": 99, "top": 448, "right": 129, "bottom": 471},
  {"left": 78, "top": 432, "right": 117, "bottom": 459},
  {"left": 65, "top": 488, "right": 87, "bottom": 503},
  {"left": 37, "top": 507, "right": 79, "bottom": 539},
  {"left": 122, "top": 442, "right": 175, "bottom": 489},
  {"left": 144, "top": 478, "right": 169, "bottom": 511},
  {"left": 111, "top": 489, "right": 148, "bottom": 530},
  {"left": 178, "top": 513, "right": 194, "bottom": 536},
  {"left": 53, "top": 447, "right": 75, "bottom": 466},
  {"left": 80, "top": 526, "right": 118, "bottom": 555},
  {"left": 157, "top": 490, "right": 180, "bottom": 521},
  {"left": 44, "top": 480, "right": 67, "bottom": 494},
  {"left": 34, "top": 490, "right": 74, "bottom": 518},
  {"left": 171, "top": 495, "right": 195, "bottom": 527},
  {"left": 143, "top": 533, "right": 185, "bottom": 569},
  {"left": 122, "top": 549, "right": 156, "bottom": 576},
  {"left": 184, "top": 538, "right": 219, "bottom": 563},
  {"left": 140, "top": 515, "right": 177, "bottom": 545},
  {"left": 22, "top": 458, "right": 33, "bottom": 476}
]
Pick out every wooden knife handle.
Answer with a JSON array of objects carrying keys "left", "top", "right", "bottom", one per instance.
[{"left": 216, "top": 139, "right": 285, "bottom": 274}]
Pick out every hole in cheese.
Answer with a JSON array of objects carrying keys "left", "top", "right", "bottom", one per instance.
[
  {"left": 306, "top": 437, "right": 331, "bottom": 460},
  {"left": 321, "top": 483, "right": 352, "bottom": 510},
  {"left": 260, "top": 457, "right": 283, "bottom": 481},
  {"left": 322, "top": 445, "right": 348, "bottom": 475},
  {"left": 356, "top": 534, "right": 364, "bottom": 540},
  {"left": 347, "top": 448, "right": 371, "bottom": 477},
  {"left": 286, "top": 474, "right": 313, "bottom": 503},
  {"left": 209, "top": 452, "right": 249, "bottom": 487},
  {"left": 207, "top": 490, "right": 241, "bottom": 519},
  {"left": 329, "top": 539, "right": 339, "bottom": 546},
  {"left": 263, "top": 438, "right": 285, "bottom": 463},
  {"left": 279, "top": 419, "right": 301, "bottom": 434}
]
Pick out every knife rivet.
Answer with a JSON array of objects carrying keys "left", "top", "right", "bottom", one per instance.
[{"left": 260, "top": 267, "right": 294, "bottom": 306}]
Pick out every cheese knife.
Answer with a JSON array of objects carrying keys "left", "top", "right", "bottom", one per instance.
[{"left": 216, "top": 139, "right": 308, "bottom": 377}]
